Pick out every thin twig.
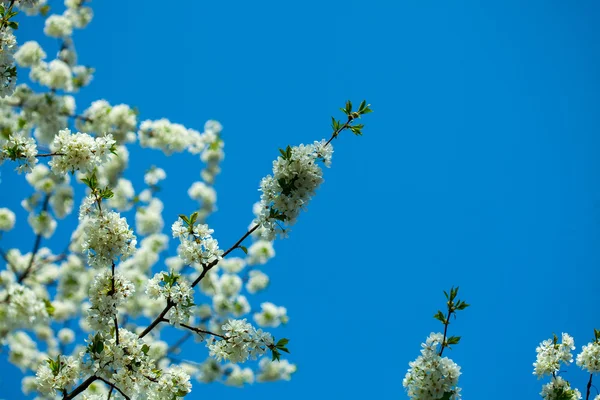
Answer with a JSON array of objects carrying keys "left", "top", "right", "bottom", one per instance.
[
  {"left": 139, "top": 225, "right": 259, "bottom": 339},
  {"left": 18, "top": 193, "right": 51, "bottom": 283},
  {"left": 176, "top": 322, "right": 226, "bottom": 340},
  {"left": 586, "top": 373, "right": 593, "bottom": 400},
  {"left": 63, "top": 376, "right": 98, "bottom": 400},
  {"left": 96, "top": 377, "right": 130, "bottom": 400},
  {"left": 36, "top": 152, "right": 65, "bottom": 158},
  {"left": 0, "top": 247, "right": 18, "bottom": 273}
]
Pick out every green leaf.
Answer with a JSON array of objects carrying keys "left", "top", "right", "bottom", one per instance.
[
  {"left": 7, "top": 21, "right": 18, "bottom": 30},
  {"left": 142, "top": 344, "right": 150, "bottom": 355},
  {"left": 43, "top": 299, "right": 55, "bottom": 316},
  {"left": 190, "top": 211, "right": 198, "bottom": 225},
  {"left": 441, "top": 392, "right": 453, "bottom": 400},
  {"left": 39, "top": 5, "right": 50, "bottom": 16},
  {"left": 0, "top": 5, "right": 5, "bottom": 14},
  {"left": 271, "top": 348, "right": 281, "bottom": 362},
  {"left": 434, "top": 310, "right": 446, "bottom": 324},
  {"left": 240, "top": 245, "right": 248, "bottom": 254},
  {"left": 179, "top": 214, "right": 190, "bottom": 225},
  {"left": 101, "top": 188, "right": 114, "bottom": 199},
  {"left": 345, "top": 100, "right": 352, "bottom": 114},
  {"left": 358, "top": 100, "right": 367, "bottom": 112},
  {"left": 447, "top": 336, "right": 461, "bottom": 345},
  {"left": 276, "top": 338, "right": 289, "bottom": 347}
]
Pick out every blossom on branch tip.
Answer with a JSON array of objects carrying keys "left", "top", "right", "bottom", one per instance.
[{"left": 49, "top": 129, "right": 116, "bottom": 175}]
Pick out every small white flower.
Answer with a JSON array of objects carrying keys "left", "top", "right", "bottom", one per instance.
[{"left": 0, "top": 208, "right": 16, "bottom": 231}]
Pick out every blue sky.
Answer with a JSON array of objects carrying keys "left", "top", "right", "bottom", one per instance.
[{"left": 1, "top": 0, "right": 600, "bottom": 399}]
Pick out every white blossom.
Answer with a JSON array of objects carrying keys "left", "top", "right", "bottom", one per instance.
[
  {"left": 138, "top": 119, "right": 206, "bottom": 155},
  {"left": 533, "top": 333, "right": 576, "bottom": 377},
  {"left": 403, "top": 332, "right": 462, "bottom": 400},
  {"left": 79, "top": 203, "right": 137, "bottom": 268},
  {"left": 576, "top": 338, "right": 600, "bottom": 373},
  {"left": 136, "top": 198, "right": 164, "bottom": 236},
  {"left": 0, "top": 133, "right": 38, "bottom": 173},
  {"left": 540, "top": 376, "right": 581, "bottom": 400},
  {"left": 254, "top": 140, "right": 333, "bottom": 240},
  {"left": 254, "top": 302, "right": 288, "bottom": 328},
  {"left": 0, "top": 207, "right": 16, "bottom": 231},
  {"left": 28, "top": 210, "right": 57, "bottom": 238},
  {"left": 246, "top": 270, "right": 269, "bottom": 294},
  {"left": 224, "top": 364, "right": 254, "bottom": 387},
  {"left": 246, "top": 240, "right": 275, "bottom": 265},
  {"left": 44, "top": 15, "right": 74, "bottom": 38},
  {"left": 146, "top": 271, "right": 195, "bottom": 325},
  {"left": 35, "top": 355, "right": 80, "bottom": 395},
  {"left": 14, "top": 41, "right": 46, "bottom": 67},
  {"left": 206, "top": 319, "right": 273, "bottom": 364},
  {"left": 172, "top": 217, "right": 223, "bottom": 267},
  {"left": 144, "top": 166, "right": 166, "bottom": 186},
  {"left": 87, "top": 269, "right": 135, "bottom": 331},
  {"left": 49, "top": 129, "right": 115, "bottom": 175},
  {"left": 256, "top": 357, "right": 297, "bottom": 382}
]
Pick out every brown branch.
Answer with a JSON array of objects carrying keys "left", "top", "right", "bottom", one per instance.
[
  {"left": 63, "top": 376, "right": 98, "bottom": 400},
  {"left": 586, "top": 373, "right": 593, "bottom": 400},
  {"left": 18, "top": 193, "right": 51, "bottom": 283},
  {"left": 176, "top": 322, "right": 226, "bottom": 340},
  {"left": 36, "top": 152, "right": 65, "bottom": 158},
  {"left": 139, "top": 225, "right": 259, "bottom": 339},
  {"left": 0, "top": 247, "right": 17, "bottom": 274},
  {"left": 96, "top": 377, "right": 130, "bottom": 400}
]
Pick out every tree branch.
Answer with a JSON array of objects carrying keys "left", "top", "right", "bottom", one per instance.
[
  {"left": 18, "top": 193, "right": 51, "bottom": 283},
  {"left": 63, "top": 376, "right": 98, "bottom": 400},
  {"left": 139, "top": 224, "right": 259, "bottom": 339},
  {"left": 96, "top": 377, "right": 130, "bottom": 400}
]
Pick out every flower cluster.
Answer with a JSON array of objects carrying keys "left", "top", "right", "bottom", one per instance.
[
  {"left": 207, "top": 319, "right": 274, "bottom": 363},
  {"left": 224, "top": 364, "right": 254, "bottom": 387},
  {"left": 153, "top": 365, "right": 193, "bottom": 398},
  {"left": 138, "top": 119, "right": 206, "bottom": 155},
  {"left": 27, "top": 209, "right": 56, "bottom": 238},
  {"left": 254, "top": 140, "right": 333, "bottom": 240},
  {"left": 246, "top": 270, "right": 269, "bottom": 294},
  {"left": 75, "top": 100, "right": 137, "bottom": 143},
  {"left": 87, "top": 269, "right": 135, "bottom": 331},
  {"left": 79, "top": 197, "right": 137, "bottom": 268},
  {"left": 256, "top": 357, "right": 297, "bottom": 382},
  {"left": 172, "top": 216, "right": 223, "bottom": 268},
  {"left": 0, "top": 132, "right": 38, "bottom": 173},
  {"left": 188, "top": 181, "right": 217, "bottom": 221},
  {"left": 5, "top": 85, "right": 75, "bottom": 144},
  {"left": 146, "top": 271, "right": 195, "bottom": 325},
  {"left": 144, "top": 166, "right": 166, "bottom": 186},
  {"left": 533, "top": 333, "right": 576, "bottom": 377},
  {"left": 0, "top": 207, "right": 16, "bottom": 231},
  {"left": 576, "top": 335, "right": 600, "bottom": 373},
  {"left": 25, "top": 165, "right": 74, "bottom": 219},
  {"left": 136, "top": 198, "right": 165, "bottom": 236},
  {"left": 35, "top": 355, "right": 80, "bottom": 396},
  {"left": 13, "top": 40, "right": 46, "bottom": 68},
  {"left": 540, "top": 376, "right": 582, "bottom": 400},
  {"left": 0, "top": 26, "right": 17, "bottom": 97},
  {"left": 246, "top": 240, "right": 275, "bottom": 265},
  {"left": 254, "top": 302, "right": 288, "bottom": 328},
  {"left": 48, "top": 129, "right": 115, "bottom": 174},
  {"left": 82, "top": 329, "right": 159, "bottom": 395},
  {"left": 403, "top": 333, "right": 462, "bottom": 400},
  {"left": 0, "top": 281, "right": 49, "bottom": 331}
]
